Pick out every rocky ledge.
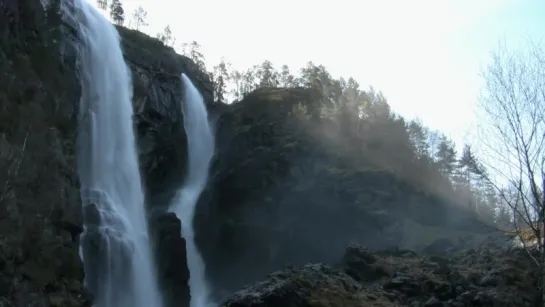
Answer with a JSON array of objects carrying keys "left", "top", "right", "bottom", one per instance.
[{"left": 223, "top": 238, "right": 538, "bottom": 307}]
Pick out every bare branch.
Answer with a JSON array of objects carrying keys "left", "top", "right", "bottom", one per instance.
[{"left": 474, "top": 39, "right": 545, "bottom": 299}]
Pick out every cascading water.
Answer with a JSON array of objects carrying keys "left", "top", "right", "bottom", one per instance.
[
  {"left": 62, "top": 1, "right": 163, "bottom": 306},
  {"left": 169, "top": 74, "right": 215, "bottom": 307}
]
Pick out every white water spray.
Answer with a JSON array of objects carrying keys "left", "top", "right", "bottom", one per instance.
[
  {"left": 169, "top": 74, "right": 215, "bottom": 307},
  {"left": 64, "top": 1, "right": 163, "bottom": 306}
]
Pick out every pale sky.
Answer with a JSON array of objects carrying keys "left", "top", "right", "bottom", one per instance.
[{"left": 94, "top": 0, "right": 544, "bottom": 150}]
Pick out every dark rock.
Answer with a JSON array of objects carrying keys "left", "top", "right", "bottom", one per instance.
[
  {"left": 424, "top": 296, "right": 443, "bottom": 307},
  {"left": 115, "top": 26, "right": 214, "bottom": 212},
  {"left": 384, "top": 274, "right": 422, "bottom": 297},
  {"left": 341, "top": 245, "right": 392, "bottom": 283},
  {"left": 222, "top": 245, "right": 538, "bottom": 307},
  {"left": 222, "top": 264, "right": 363, "bottom": 307},
  {"left": 479, "top": 268, "right": 500, "bottom": 287},
  {"left": 150, "top": 212, "right": 190, "bottom": 307},
  {"left": 422, "top": 238, "right": 455, "bottom": 256}
]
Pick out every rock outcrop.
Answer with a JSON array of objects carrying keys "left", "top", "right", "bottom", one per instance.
[
  {"left": 150, "top": 212, "right": 191, "bottom": 307},
  {"left": 116, "top": 25, "right": 213, "bottom": 209},
  {"left": 194, "top": 88, "right": 494, "bottom": 299},
  {"left": 0, "top": 0, "right": 87, "bottom": 305},
  {"left": 223, "top": 240, "right": 538, "bottom": 307}
]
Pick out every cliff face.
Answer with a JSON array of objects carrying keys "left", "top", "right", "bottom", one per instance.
[
  {"left": 0, "top": 1, "right": 210, "bottom": 306},
  {"left": 0, "top": 1, "right": 84, "bottom": 305},
  {"left": 115, "top": 26, "right": 213, "bottom": 209},
  {"left": 117, "top": 28, "right": 214, "bottom": 306},
  {"left": 222, "top": 242, "right": 538, "bottom": 307}
]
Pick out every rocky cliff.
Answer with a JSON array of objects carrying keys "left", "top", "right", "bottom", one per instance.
[
  {"left": 0, "top": 1, "right": 208, "bottom": 306},
  {"left": 223, "top": 239, "right": 539, "bottom": 307},
  {"left": 194, "top": 88, "right": 496, "bottom": 300}
]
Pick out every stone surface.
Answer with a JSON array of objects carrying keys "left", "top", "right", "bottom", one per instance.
[
  {"left": 150, "top": 212, "right": 191, "bottom": 307},
  {"left": 222, "top": 242, "right": 539, "bottom": 307},
  {"left": 0, "top": 1, "right": 205, "bottom": 306}
]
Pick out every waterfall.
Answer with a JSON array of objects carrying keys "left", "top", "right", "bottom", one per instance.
[
  {"left": 62, "top": 0, "right": 163, "bottom": 306},
  {"left": 169, "top": 74, "right": 215, "bottom": 307}
]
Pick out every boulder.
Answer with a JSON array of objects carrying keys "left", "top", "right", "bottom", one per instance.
[
  {"left": 221, "top": 243, "right": 539, "bottom": 306},
  {"left": 222, "top": 264, "right": 363, "bottom": 307}
]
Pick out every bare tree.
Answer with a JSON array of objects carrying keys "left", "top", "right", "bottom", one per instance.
[
  {"left": 180, "top": 41, "right": 206, "bottom": 72},
  {"left": 212, "top": 58, "right": 232, "bottom": 102},
  {"left": 156, "top": 25, "right": 175, "bottom": 46},
  {"left": 131, "top": 6, "right": 148, "bottom": 31},
  {"left": 476, "top": 40, "right": 545, "bottom": 304}
]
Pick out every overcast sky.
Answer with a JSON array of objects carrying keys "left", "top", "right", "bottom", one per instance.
[{"left": 93, "top": 0, "right": 545, "bottom": 150}]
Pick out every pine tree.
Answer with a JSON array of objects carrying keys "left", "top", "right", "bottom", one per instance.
[
  {"left": 435, "top": 134, "right": 457, "bottom": 177},
  {"left": 338, "top": 77, "right": 362, "bottom": 128},
  {"left": 241, "top": 67, "right": 257, "bottom": 96},
  {"left": 256, "top": 60, "right": 279, "bottom": 88},
  {"left": 408, "top": 119, "right": 430, "bottom": 160},
  {"left": 181, "top": 41, "right": 206, "bottom": 72},
  {"left": 229, "top": 70, "right": 244, "bottom": 101},
  {"left": 454, "top": 144, "right": 481, "bottom": 211},
  {"left": 364, "top": 88, "right": 391, "bottom": 120},
  {"left": 212, "top": 58, "right": 231, "bottom": 102},
  {"left": 298, "top": 62, "right": 333, "bottom": 98},
  {"left": 279, "top": 65, "right": 295, "bottom": 88},
  {"left": 109, "top": 0, "right": 124, "bottom": 25}
]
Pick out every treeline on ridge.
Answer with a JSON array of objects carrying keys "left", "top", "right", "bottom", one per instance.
[{"left": 183, "top": 44, "right": 510, "bottom": 229}]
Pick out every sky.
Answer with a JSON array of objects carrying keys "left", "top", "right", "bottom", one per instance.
[{"left": 93, "top": 0, "right": 544, "bottom": 151}]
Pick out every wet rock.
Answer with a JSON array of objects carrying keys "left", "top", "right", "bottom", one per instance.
[
  {"left": 117, "top": 26, "right": 214, "bottom": 214},
  {"left": 150, "top": 212, "right": 190, "bottom": 307}
]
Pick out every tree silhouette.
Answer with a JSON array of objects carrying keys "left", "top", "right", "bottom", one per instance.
[
  {"left": 96, "top": 0, "right": 107, "bottom": 10},
  {"left": 156, "top": 25, "right": 175, "bottom": 46},
  {"left": 476, "top": 41, "right": 545, "bottom": 305},
  {"left": 109, "top": 0, "right": 124, "bottom": 25},
  {"left": 131, "top": 6, "right": 148, "bottom": 31}
]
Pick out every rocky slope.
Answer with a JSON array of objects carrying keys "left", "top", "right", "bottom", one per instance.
[{"left": 223, "top": 238, "right": 538, "bottom": 307}]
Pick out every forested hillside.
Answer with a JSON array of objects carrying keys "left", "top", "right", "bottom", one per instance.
[{"left": 183, "top": 49, "right": 508, "bottom": 228}]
